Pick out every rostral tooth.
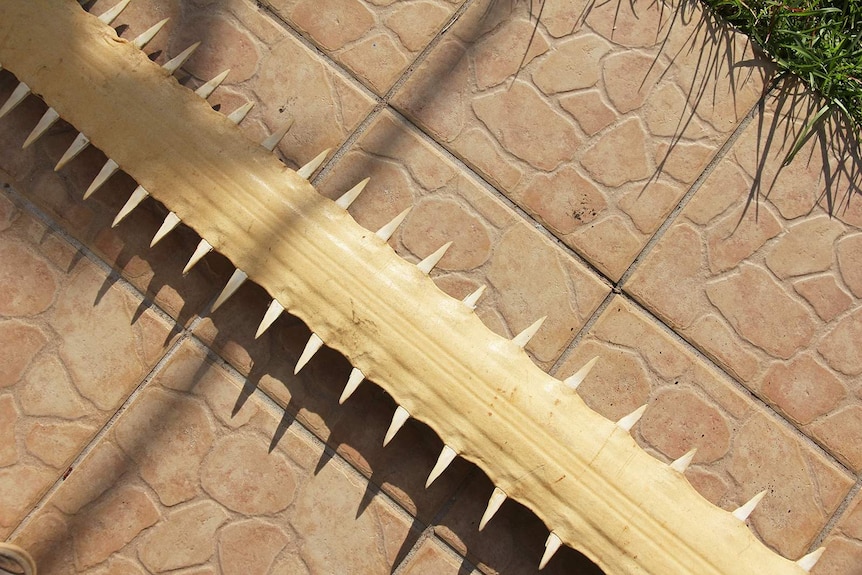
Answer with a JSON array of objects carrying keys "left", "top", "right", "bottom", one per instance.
[
  {"left": 211, "top": 269, "right": 248, "bottom": 313},
  {"left": 615, "top": 404, "right": 648, "bottom": 432},
  {"left": 479, "top": 487, "right": 507, "bottom": 531},
  {"left": 425, "top": 445, "right": 457, "bottom": 488},
  {"left": 732, "top": 490, "right": 767, "bottom": 522},
  {"left": 294, "top": 333, "right": 325, "bottom": 375},
  {"left": 539, "top": 532, "right": 563, "bottom": 570},
  {"left": 383, "top": 405, "right": 410, "bottom": 447},
  {"left": 670, "top": 448, "right": 697, "bottom": 474}
]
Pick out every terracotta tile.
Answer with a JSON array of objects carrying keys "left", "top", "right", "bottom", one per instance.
[
  {"left": 0, "top": 189, "right": 176, "bottom": 538},
  {"left": 393, "top": 0, "right": 772, "bottom": 280},
  {"left": 12, "top": 338, "right": 418, "bottom": 574},
  {"left": 262, "top": 0, "right": 465, "bottom": 94},
  {"left": 553, "top": 297, "right": 855, "bottom": 560},
  {"left": 317, "top": 110, "right": 609, "bottom": 369},
  {"left": 813, "top": 492, "right": 862, "bottom": 575},
  {"left": 627, "top": 86, "right": 862, "bottom": 472},
  {"left": 401, "top": 536, "right": 480, "bottom": 574}
]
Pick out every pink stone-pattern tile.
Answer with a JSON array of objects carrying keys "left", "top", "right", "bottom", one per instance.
[
  {"left": 392, "top": 0, "right": 772, "bottom": 280},
  {"left": 11, "top": 338, "right": 419, "bottom": 574},
  {"left": 0, "top": 188, "right": 175, "bottom": 539},
  {"left": 552, "top": 297, "right": 854, "bottom": 561},
  {"left": 317, "top": 110, "right": 610, "bottom": 368},
  {"left": 814, "top": 491, "right": 862, "bottom": 575},
  {"left": 262, "top": 0, "right": 465, "bottom": 95},
  {"left": 627, "top": 85, "right": 862, "bottom": 474},
  {"left": 0, "top": 0, "right": 376, "bottom": 325},
  {"left": 400, "top": 537, "right": 481, "bottom": 575}
]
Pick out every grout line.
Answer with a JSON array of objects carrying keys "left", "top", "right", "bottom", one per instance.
[
  {"left": 616, "top": 90, "right": 764, "bottom": 287},
  {"left": 809, "top": 478, "right": 861, "bottom": 552},
  {"left": 4, "top": 184, "right": 205, "bottom": 539},
  {"left": 619, "top": 290, "right": 856, "bottom": 477}
]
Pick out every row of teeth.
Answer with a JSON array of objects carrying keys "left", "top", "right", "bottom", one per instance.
[{"left": 0, "top": 2, "right": 827, "bottom": 572}]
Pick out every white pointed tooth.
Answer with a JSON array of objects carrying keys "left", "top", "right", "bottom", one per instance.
[
  {"left": 383, "top": 406, "right": 410, "bottom": 447},
  {"left": 294, "top": 333, "right": 324, "bottom": 374},
  {"left": 339, "top": 368, "right": 365, "bottom": 405},
  {"left": 562, "top": 357, "right": 598, "bottom": 391},
  {"left": 0, "top": 82, "right": 31, "bottom": 120},
  {"left": 226, "top": 102, "right": 254, "bottom": 125},
  {"left": 669, "top": 448, "right": 697, "bottom": 474},
  {"left": 194, "top": 69, "right": 230, "bottom": 99},
  {"left": 150, "top": 211, "right": 181, "bottom": 247},
  {"left": 83, "top": 159, "right": 120, "bottom": 199},
  {"left": 732, "top": 490, "right": 767, "bottom": 522},
  {"left": 112, "top": 185, "right": 149, "bottom": 227},
  {"left": 462, "top": 285, "right": 486, "bottom": 310},
  {"left": 296, "top": 148, "right": 331, "bottom": 180},
  {"left": 132, "top": 18, "right": 170, "bottom": 50},
  {"left": 54, "top": 132, "right": 91, "bottom": 171},
  {"left": 539, "top": 532, "right": 562, "bottom": 570},
  {"left": 211, "top": 269, "right": 248, "bottom": 312},
  {"left": 182, "top": 239, "right": 213, "bottom": 275},
  {"left": 479, "top": 487, "right": 507, "bottom": 531},
  {"left": 512, "top": 316, "right": 546, "bottom": 349},
  {"left": 426, "top": 445, "right": 457, "bottom": 488},
  {"left": 375, "top": 208, "right": 410, "bottom": 242},
  {"left": 162, "top": 41, "right": 200, "bottom": 74},
  {"left": 261, "top": 119, "right": 294, "bottom": 152},
  {"left": 255, "top": 299, "right": 284, "bottom": 339},
  {"left": 616, "top": 404, "right": 647, "bottom": 432},
  {"left": 97, "top": 0, "right": 132, "bottom": 23},
  {"left": 335, "top": 177, "right": 369, "bottom": 209},
  {"left": 796, "top": 547, "right": 825, "bottom": 572},
  {"left": 417, "top": 242, "right": 452, "bottom": 274},
  {"left": 22, "top": 107, "right": 61, "bottom": 149}
]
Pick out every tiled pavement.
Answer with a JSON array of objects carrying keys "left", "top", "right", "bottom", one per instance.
[{"left": 0, "top": 0, "right": 861, "bottom": 572}]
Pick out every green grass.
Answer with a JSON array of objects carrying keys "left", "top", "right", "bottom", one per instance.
[{"left": 700, "top": 0, "right": 862, "bottom": 162}]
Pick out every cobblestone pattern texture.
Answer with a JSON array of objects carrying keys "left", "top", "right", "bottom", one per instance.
[{"left": 0, "top": 0, "right": 860, "bottom": 573}]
